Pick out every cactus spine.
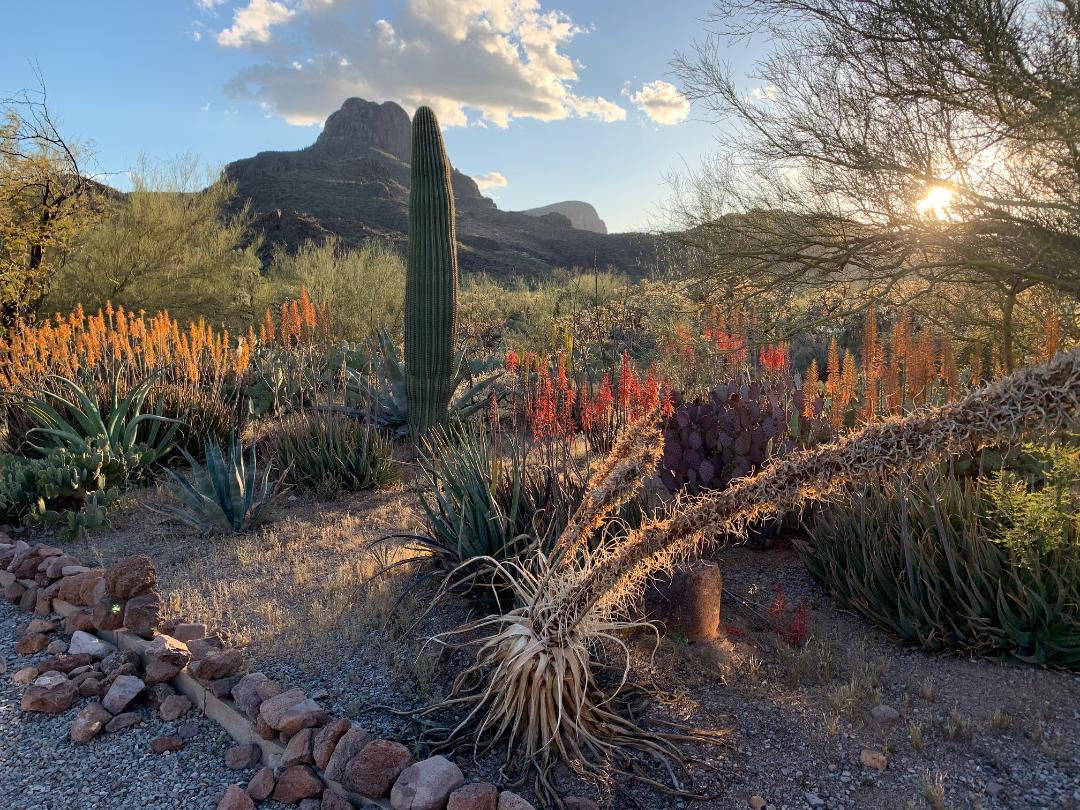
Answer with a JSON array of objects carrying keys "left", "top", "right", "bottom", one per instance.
[{"left": 406, "top": 106, "right": 458, "bottom": 436}]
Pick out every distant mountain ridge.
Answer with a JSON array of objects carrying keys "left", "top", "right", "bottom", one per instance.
[
  {"left": 520, "top": 201, "right": 608, "bottom": 234},
  {"left": 223, "top": 98, "right": 657, "bottom": 278}
]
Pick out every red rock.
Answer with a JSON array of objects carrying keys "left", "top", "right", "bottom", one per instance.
[
  {"left": 189, "top": 649, "right": 243, "bottom": 681},
  {"left": 22, "top": 618, "right": 56, "bottom": 635},
  {"left": 56, "top": 570, "right": 104, "bottom": 606},
  {"left": 390, "top": 755, "right": 465, "bottom": 810},
  {"left": 3, "top": 579, "right": 25, "bottom": 604},
  {"left": 45, "top": 639, "right": 67, "bottom": 654},
  {"left": 70, "top": 701, "right": 113, "bottom": 743},
  {"left": 342, "top": 739, "right": 414, "bottom": 798},
  {"left": 102, "top": 662, "right": 138, "bottom": 687},
  {"left": 497, "top": 792, "right": 534, "bottom": 810},
  {"left": 283, "top": 727, "right": 315, "bottom": 767},
  {"left": 860, "top": 748, "right": 887, "bottom": 771},
  {"left": 12, "top": 666, "right": 37, "bottom": 685},
  {"left": 91, "top": 591, "right": 126, "bottom": 631},
  {"left": 255, "top": 679, "right": 282, "bottom": 701},
  {"left": 44, "top": 554, "right": 79, "bottom": 579},
  {"left": 208, "top": 675, "right": 242, "bottom": 699},
  {"left": 150, "top": 735, "right": 184, "bottom": 753},
  {"left": 173, "top": 622, "right": 208, "bottom": 642},
  {"left": 272, "top": 765, "right": 324, "bottom": 805},
  {"left": 246, "top": 767, "right": 276, "bottom": 801},
  {"left": 15, "top": 633, "right": 50, "bottom": 655},
  {"left": 105, "top": 711, "right": 142, "bottom": 733},
  {"left": 255, "top": 713, "right": 276, "bottom": 739},
  {"left": 63, "top": 609, "right": 95, "bottom": 634},
  {"left": 123, "top": 591, "right": 162, "bottom": 638},
  {"left": 145, "top": 660, "right": 181, "bottom": 686},
  {"left": 448, "top": 783, "right": 499, "bottom": 810},
  {"left": 224, "top": 743, "right": 262, "bottom": 770},
  {"left": 147, "top": 682, "right": 177, "bottom": 709},
  {"left": 159, "top": 694, "right": 193, "bottom": 721},
  {"left": 299, "top": 801, "right": 321, "bottom": 810},
  {"left": 102, "top": 674, "right": 145, "bottom": 714},
  {"left": 78, "top": 677, "right": 104, "bottom": 697},
  {"left": 259, "top": 687, "right": 306, "bottom": 730},
  {"left": 33, "top": 653, "right": 92, "bottom": 675},
  {"left": 18, "top": 584, "right": 39, "bottom": 612},
  {"left": 105, "top": 554, "right": 156, "bottom": 599},
  {"left": 231, "top": 672, "right": 269, "bottom": 718},
  {"left": 217, "top": 785, "right": 255, "bottom": 810},
  {"left": 21, "top": 675, "right": 77, "bottom": 713},
  {"left": 313, "top": 718, "right": 352, "bottom": 770},
  {"left": 278, "top": 699, "right": 328, "bottom": 736},
  {"left": 321, "top": 792, "right": 353, "bottom": 810},
  {"left": 325, "top": 726, "right": 373, "bottom": 782},
  {"left": 145, "top": 634, "right": 191, "bottom": 669},
  {"left": 188, "top": 635, "right": 225, "bottom": 659}
]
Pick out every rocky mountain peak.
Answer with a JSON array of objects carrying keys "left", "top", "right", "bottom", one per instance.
[{"left": 313, "top": 98, "right": 412, "bottom": 161}]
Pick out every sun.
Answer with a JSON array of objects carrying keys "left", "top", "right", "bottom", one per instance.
[{"left": 916, "top": 186, "right": 956, "bottom": 220}]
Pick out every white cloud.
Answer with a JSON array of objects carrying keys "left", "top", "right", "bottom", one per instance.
[
  {"left": 472, "top": 170, "right": 508, "bottom": 190},
  {"left": 217, "top": 0, "right": 295, "bottom": 48},
  {"left": 192, "top": 30, "right": 203, "bottom": 41},
  {"left": 627, "top": 80, "right": 689, "bottom": 125},
  {"left": 196, "top": 0, "right": 224, "bottom": 8},
  {"left": 219, "top": 0, "right": 626, "bottom": 128}
]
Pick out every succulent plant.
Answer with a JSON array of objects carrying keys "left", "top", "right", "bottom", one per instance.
[
  {"left": 405, "top": 106, "right": 459, "bottom": 437},
  {"left": 658, "top": 376, "right": 832, "bottom": 494}
]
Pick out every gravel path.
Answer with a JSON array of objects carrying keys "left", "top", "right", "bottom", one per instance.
[{"left": 0, "top": 600, "right": 287, "bottom": 810}]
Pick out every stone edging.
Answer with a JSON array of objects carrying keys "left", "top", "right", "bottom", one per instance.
[{"left": 2, "top": 540, "right": 582, "bottom": 810}]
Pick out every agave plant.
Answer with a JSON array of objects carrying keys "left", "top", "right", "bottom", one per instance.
[
  {"left": 269, "top": 411, "right": 399, "bottom": 498},
  {"left": 164, "top": 437, "right": 282, "bottom": 534},
  {"left": 7, "top": 372, "right": 181, "bottom": 487},
  {"left": 345, "top": 330, "right": 501, "bottom": 437}
]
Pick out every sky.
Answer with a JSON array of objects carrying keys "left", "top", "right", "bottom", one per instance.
[{"left": 0, "top": 0, "right": 750, "bottom": 233}]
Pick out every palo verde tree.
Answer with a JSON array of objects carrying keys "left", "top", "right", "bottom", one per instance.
[
  {"left": 0, "top": 83, "right": 98, "bottom": 330},
  {"left": 670, "top": 0, "right": 1080, "bottom": 368}
]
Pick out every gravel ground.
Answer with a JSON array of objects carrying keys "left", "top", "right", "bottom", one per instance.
[{"left": 0, "top": 600, "right": 288, "bottom": 810}]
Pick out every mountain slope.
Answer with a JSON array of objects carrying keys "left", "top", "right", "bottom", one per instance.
[
  {"left": 224, "top": 98, "right": 657, "bottom": 278},
  {"left": 520, "top": 201, "right": 608, "bottom": 234}
]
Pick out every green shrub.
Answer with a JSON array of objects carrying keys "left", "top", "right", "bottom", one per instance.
[
  {"left": 164, "top": 437, "right": 281, "bottom": 534},
  {"left": 803, "top": 444, "right": 1080, "bottom": 668},
  {"left": 269, "top": 411, "right": 398, "bottom": 499}
]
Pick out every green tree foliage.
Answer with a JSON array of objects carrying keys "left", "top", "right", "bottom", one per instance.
[
  {"left": 0, "top": 87, "right": 98, "bottom": 329},
  {"left": 268, "top": 236, "right": 405, "bottom": 343},
  {"left": 47, "top": 156, "right": 265, "bottom": 325}
]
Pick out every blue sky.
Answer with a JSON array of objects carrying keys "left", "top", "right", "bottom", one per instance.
[{"left": 1, "top": 1, "right": 748, "bottom": 232}]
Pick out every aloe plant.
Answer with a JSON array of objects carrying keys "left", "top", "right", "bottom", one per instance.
[{"left": 164, "top": 437, "right": 282, "bottom": 534}]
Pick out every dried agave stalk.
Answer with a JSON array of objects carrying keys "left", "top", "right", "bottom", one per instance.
[{"left": 429, "top": 349, "right": 1080, "bottom": 799}]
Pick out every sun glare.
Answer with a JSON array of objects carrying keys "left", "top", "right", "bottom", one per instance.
[{"left": 916, "top": 186, "right": 955, "bottom": 220}]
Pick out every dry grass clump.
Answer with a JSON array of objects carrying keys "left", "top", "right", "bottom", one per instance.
[{"left": 423, "top": 349, "right": 1080, "bottom": 799}]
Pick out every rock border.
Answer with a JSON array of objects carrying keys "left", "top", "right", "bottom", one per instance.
[{"left": 2, "top": 539, "right": 574, "bottom": 810}]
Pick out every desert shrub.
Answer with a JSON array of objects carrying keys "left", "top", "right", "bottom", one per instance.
[
  {"left": 163, "top": 437, "right": 281, "bottom": 534},
  {"left": 269, "top": 237, "right": 406, "bottom": 344},
  {"left": 268, "top": 411, "right": 398, "bottom": 498},
  {"left": 803, "top": 444, "right": 1080, "bottom": 667},
  {"left": 408, "top": 426, "right": 583, "bottom": 608}
]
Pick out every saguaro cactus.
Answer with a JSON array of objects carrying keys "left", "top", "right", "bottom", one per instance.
[{"left": 406, "top": 106, "right": 458, "bottom": 436}]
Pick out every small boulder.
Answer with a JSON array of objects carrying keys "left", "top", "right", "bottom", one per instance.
[
  {"left": 448, "top": 783, "right": 499, "bottom": 810},
  {"left": 102, "top": 674, "right": 145, "bottom": 714},
  {"left": 231, "top": 671, "right": 269, "bottom": 719},
  {"left": 259, "top": 687, "right": 306, "bottom": 730},
  {"left": 78, "top": 677, "right": 104, "bottom": 697},
  {"left": 22, "top": 618, "right": 56, "bottom": 635},
  {"left": 283, "top": 727, "right": 315, "bottom": 767},
  {"left": 313, "top": 718, "right": 352, "bottom": 770},
  {"left": 14, "top": 633, "right": 50, "bottom": 656},
  {"left": 159, "top": 694, "right": 193, "bottom": 721},
  {"left": 144, "top": 660, "right": 181, "bottom": 686},
  {"left": 217, "top": 785, "right": 255, "bottom": 810},
  {"left": 12, "top": 666, "right": 38, "bottom": 685},
  {"left": 246, "top": 767, "right": 276, "bottom": 801},
  {"left": 56, "top": 570, "right": 103, "bottom": 605},
  {"left": 68, "top": 630, "right": 115, "bottom": 660},
  {"left": 870, "top": 704, "right": 900, "bottom": 725},
  {"left": 100, "top": 649, "right": 140, "bottom": 677},
  {"left": 105, "top": 712, "right": 142, "bottom": 733},
  {"left": 208, "top": 674, "right": 243, "bottom": 699},
  {"left": 324, "top": 725, "right": 373, "bottom": 782},
  {"left": 21, "top": 675, "right": 77, "bottom": 713},
  {"left": 3, "top": 580, "right": 25, "bottom": 604},
  {"left": 105, "top": 554, "right": 156, "bottom": 599},
  {"left": 188, "top": 635, "right": 225, "bottom": 659},
  {"left": 150, "top": 735, "right": 184, "bottom": 753},
  {"left": 860, "top": 748, "right": 887, "bottom": 771},
  {"left": 390, "top": 755, "right": 465, "bottom": 810},
  {"left": 145, "top": 634, "right": 191, "bottom": 669},
  {"left": 33, "top": 653, "right": 92, "bottom": 675},
  {"left": 70, "top": 701, "right": 113, "bottom": 742},
  {"left": 321, "top": 792, "right": 353, "bottom": 810},
  {"left": 63, "top": 609, "right": 95, "bottom": 635},
  {"left": 189, "top": 649, "right": 244, "bottom": 681},
  {"left": 225, "top": 743, "right": 263, "bottom": 770},
  {"left": 91, "top": 591, "right": 126, "bottom": 631},
  {"left": 497, "top": 792, "right": 535, "bottom": 810},
  {"left": 272, "top": 765, "right": 324, "bottom": 804},
  {"left": 278, "top": 698, "right": 328, "bottom": 736},
  {"left": 342, "top": 739, "right": 414, "bottom": 798},
  {"left": 173, "top": 622, "right": 208, "bottom": 642},
  {"left": 123, "top": 591, "right": 162, "bottom": 638}
]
